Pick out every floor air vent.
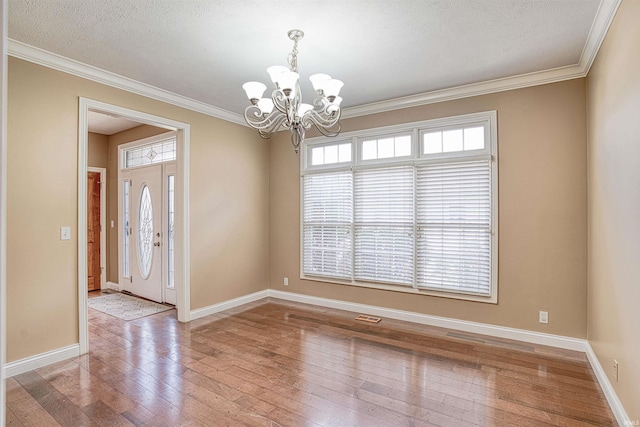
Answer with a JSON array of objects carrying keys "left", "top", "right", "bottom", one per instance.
[{"left": 355, "top": 314, "right": 382, "bottom": 323}]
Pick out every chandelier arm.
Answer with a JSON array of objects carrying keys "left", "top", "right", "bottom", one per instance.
[
  {"left": 303, "top": 107, "right": 341, "bottom": 129},
  {"left": 258, "top": 114, "right": 288, "bottom": 139},
  {"left": 245, "top": 105, "right": 289, "bottom": 136},
  {"left": 310, "top": 96, "right": 342, "bottom": 124},
  {"left": 301, "top": 109, "right": 342, "bottom": 137},
  {"left": 244, "top": 105, "right": 271, "bottom": 127},
  {"left": 311, "top": 96, "right": 328, "bottom": 110},
  {"left": 313, "top": 121, "right": 342, "bottom": 138},
  {"left": 271, "top": 90, "right": 289, "bottom": 115}
]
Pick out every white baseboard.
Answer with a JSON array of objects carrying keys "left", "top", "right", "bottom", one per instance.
[
  {"left": 0, "top": 289, "right": 629, "bottom": 424},
  {"left": 267, "top": 290, "right": 632, "bottom": 421},
  {"left": 189, "top": 290, "right": 269, "bottom": 321},
  {"left": 2, "top": 344, "right": 80, "bottom": 378},
  {"left": 267, "top": 290, "right": 588, "bottom": 352},
  {"left": 105, "top": 281, "right": 120, "bottom": 291},
  {"left": 586, "top": 343, "right": 630, "bottom": 426}
]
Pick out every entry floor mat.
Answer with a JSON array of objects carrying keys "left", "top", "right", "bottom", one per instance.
[{"left": 88, "top": 292, "right": 173, "bottom": 321}]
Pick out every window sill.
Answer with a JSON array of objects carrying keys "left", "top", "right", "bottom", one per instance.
[{"left": 299, "top": 274, "right": 498, "bottom": 304}]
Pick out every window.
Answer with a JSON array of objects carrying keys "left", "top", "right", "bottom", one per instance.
[
  {"left": 123, "top": 180, "right": 130, "bottom": 277},
  {"left": 354, "top": 167, "right": 414, "bottom": 285},
  {"left": 167, "top": 175, "right": 175, "bottom": 288},
  {"left": 310, "top": 142, "right": 352, "bottom": 166},
  {"left": 301, "top": 111, "right": 498, "bottom": 302},
  {"left": 303, "top": 172, "right": 353, "bottom": 278},
  {"left": 124, "top": 136, "right": 176, "bottom": 168},
  {"left": 361, "top": 134, "right": 412, "bottom": 160}
]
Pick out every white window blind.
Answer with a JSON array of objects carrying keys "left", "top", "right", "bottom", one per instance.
[
  {"left": 416, "top": 160, "right": 492, "bottom": 295},
  {"left": 354, "top": 167, "right": 414, "bottom": 285},
  {"left": 303, "top": 172, "right": 353, "bottom": 279},
  {"left": 301, "top": 111, "right": 497, "bottom": 302}
]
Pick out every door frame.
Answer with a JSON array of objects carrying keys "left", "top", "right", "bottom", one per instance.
[
  {"left": 78, "top": 98, "right": 191, "bottom": 355},
  {"left": 87, "top": 167, "right": 106, "bottom": 290}
]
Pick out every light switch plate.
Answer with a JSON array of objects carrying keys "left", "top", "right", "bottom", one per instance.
[{"left": 60, "top": 226, "right": 71, "bottom": 240}]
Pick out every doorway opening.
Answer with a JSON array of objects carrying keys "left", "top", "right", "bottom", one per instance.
[
  {"left": 87, "top": 167, "right": 106, "bottom": 292},
  {"left": 79, "top": 98, "right": 191, "bottom": 355}
]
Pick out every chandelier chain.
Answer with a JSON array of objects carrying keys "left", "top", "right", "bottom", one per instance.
[{"left": 288, "top": 39, "right": 299, "bottom": 73}]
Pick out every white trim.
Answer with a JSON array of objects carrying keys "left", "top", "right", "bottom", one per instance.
[
  {"left": 78, "top": 101, "right": 89, "bottom": 354},
  {"left": 177, "top": 128, "right": 190, "bottom": 322},
  {"left": 2, "top": 344, "right": 80, "bottom": 378},
  {"left": 106, "top": 281, "right": 120, "bottom": 292},
  {"left": 267, "top": 290, "right": 587, "bottom": 351},
  {"left": 579, "top": 0, "right": 622, "bottom": 73},
  {"left": 8, "top": 40, "right": 245, "bottom": 126},
  {"left": 343, "top": 64, "right": 584, "bottom": 119},
  {"left": 79, "top": 98, "right": 192, "bottom": 357},
  {"left": 7, "top": 0, "right": 620, "bottom": 125},
  {"left": 306, "top": 111, "right": 501, "bottom": 147},
  {"left": 189, "top": 290, "right": 269, "bottom": 321},
  {"left": 585, "top": 343, "right": 631, "bottom": 426},
  {"left": 87, "top": 167, "right": 107, "bottom": 290}
]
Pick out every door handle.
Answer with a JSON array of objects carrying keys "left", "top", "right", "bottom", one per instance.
[{"left": 154, "top": 242, "right": 161, "bottom": 247}]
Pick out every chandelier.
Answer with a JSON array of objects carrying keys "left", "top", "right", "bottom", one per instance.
[{"left": 242, "top": 29, "right": 344, "bottom": 153}]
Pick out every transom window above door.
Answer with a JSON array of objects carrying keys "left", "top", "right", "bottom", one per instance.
[{"left": 123, "top": 133, "right": 176, "bottom": 169}]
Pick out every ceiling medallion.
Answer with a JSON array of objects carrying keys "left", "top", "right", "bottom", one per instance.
[{"left": 242, "top": 29, "right": 344, "bottom": 153}]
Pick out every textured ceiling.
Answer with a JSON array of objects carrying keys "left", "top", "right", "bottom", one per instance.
[
  {"left": 9, "top": 0, "right": 602, "bottom": 116},
  {"left": 88, "top": 111, "right": 142, "bottom": 135}
]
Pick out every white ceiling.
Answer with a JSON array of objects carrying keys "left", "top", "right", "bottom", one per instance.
[
  {"left": 8, "top": 0, "right": 615, "bottom": 121},
  {"left": 87, "top": 110, "right": 141, "bottom": 135}
]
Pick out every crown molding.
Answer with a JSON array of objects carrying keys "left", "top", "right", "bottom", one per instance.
[
  {"left": 342, "top": 64, "right": 585, "bottom": 119},
  {"left": 7, "top": 39, "right": 246, "bottom": 126},
  {"left": 8, "top": 0, "right": 621, "bottom": 124},
  {"left": 578, "top": 0, "right": 622, "bottom": 73},
  {"left": 342, "top": 0, "right": 622, "bottom": 119}
]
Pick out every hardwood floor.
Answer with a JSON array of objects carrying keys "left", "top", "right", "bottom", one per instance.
[{"left": 6, "top": 296, "right": 616, "bottom": 426}]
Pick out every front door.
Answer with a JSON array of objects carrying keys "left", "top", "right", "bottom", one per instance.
[
  {"left": 129, "top": 164, "right": 163, "bottom": 302},
  {"left": 87, "top": 171, "right": 101, "bottom": 291}
]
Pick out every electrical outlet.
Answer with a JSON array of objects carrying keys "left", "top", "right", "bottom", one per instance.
[
  {"left": 613, "top": 360, "right": 619, "bottom": 382},
  {"left": 283, "top": 277, "right": 288, "bottom": 286},
  {"left": 539, "top": 310, "right": 549, "bottom": 324}
]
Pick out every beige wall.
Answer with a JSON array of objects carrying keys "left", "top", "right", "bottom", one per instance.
[
  {"left": 270, "top": 79, "right": 588, "bottom": 338},
  {"left": 6, "top": 57, "right": 269, "bottom": 362},
  {"left": 586, "top": 0, "right": 640, "bottom": 420},
  {"left": 87, "top": 132, "right": 108, "bottom": 168},
  {"left": 106, "top": 125, "right": 169, "bottom": 282}
]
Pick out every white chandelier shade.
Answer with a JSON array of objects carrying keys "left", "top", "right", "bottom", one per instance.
[{"left": 242, "top": 29, "right": 344, "bottom": 153}]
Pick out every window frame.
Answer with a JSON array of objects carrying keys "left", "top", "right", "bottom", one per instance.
[{"left": 300, "top": 111, "right": 498, "bottom": 303}]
